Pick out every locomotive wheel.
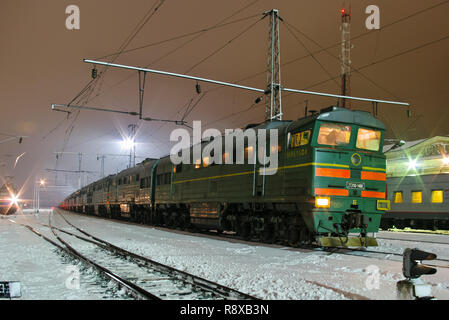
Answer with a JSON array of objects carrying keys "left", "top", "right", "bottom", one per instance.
[
  {"left": 261, "top": 223, "right": 275, "bottom": 243},
  {"left": 178, "top": 213, "right": 188, "bottom": 230},
  {"left": 163, "top": 212, "right": 171, "bottom": 227},
  {"left": 238, "top": 222, "right": 251, "bottom": 240},
  {"left": 288, "top": 227, "right": 299, "bottom": 247},
  {"left": 299, "top": 226, "right": 311, "bottom": 245},
  {"left": 171, "top": 212, "right": 180, "bottom": 229}
]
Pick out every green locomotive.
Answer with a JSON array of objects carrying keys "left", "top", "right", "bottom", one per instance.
[{"left": 62, "top": 106, "right": 389, "bottom": 247}]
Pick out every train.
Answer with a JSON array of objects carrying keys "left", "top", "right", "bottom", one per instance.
[
  {"left": 381, "top": 136, "right": 449, "bottom": 230},
  {"left": 0, "top": 182, "right": 20, "bottom": 215},
  {"left": 61, "top": 106, "right": 390, "bottom": 247}
]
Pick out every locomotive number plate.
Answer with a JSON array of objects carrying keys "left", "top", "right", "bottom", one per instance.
[{"left": 346, "top": 181, "right": 365, "bottom": 190}]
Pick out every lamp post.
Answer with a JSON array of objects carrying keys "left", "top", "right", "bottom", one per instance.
[{"left": 34, "top": 179, "right": 45, "bottom": 213}]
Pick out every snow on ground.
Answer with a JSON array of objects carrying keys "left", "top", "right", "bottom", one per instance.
[
  {"left": 0, "top": 210, "right": 117, "bottom": 300},
  {"left": 375, "top": 231, "right": 449, "bottom": 260},
  {"left": 2, "top": 209, "right": 449, "bottom": 300}
]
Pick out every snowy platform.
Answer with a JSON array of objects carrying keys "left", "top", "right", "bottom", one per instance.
[{"left": 1, "top": 209, "right": 449, "bottom": 300}]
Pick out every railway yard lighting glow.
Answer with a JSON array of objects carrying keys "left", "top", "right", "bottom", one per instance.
[
  {"left": 120, "top": 138, "right": 135, "bottom": 150},
  {"left": 39, "top": 179, "right": 46, "bottom": 186},
  {"left": 408, "top": 159, "right": 418, "bottom": 170}
]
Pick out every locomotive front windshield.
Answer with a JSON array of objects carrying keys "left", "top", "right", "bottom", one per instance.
[
  {"left": 317, "top": 123, "right": 351, "bottom": 146},
  {"left": 356, "top": 128, "right": 381, "bottom": 151}
]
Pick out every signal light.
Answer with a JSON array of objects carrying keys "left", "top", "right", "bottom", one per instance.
[
  {"left": 403, "top": 248, "right": 437, "bottom": 279},
  {"left": 341, "top": 9, "right": 345, "bottom": 14},
  {"left": 92, "top": 67, "right": 98, "bottom": 79}
]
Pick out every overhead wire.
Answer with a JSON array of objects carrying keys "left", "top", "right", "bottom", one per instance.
[
  {"left": 48, "top": 1, "right": 449, "bottom": 170},
  {"left": 86, "top": 13, "right": 263, "bottom": 105},
  {"left": 143, "top": 2, "right": 449, "bottom": 147},
  {"left": 282, "top": 21, "right": 340, "bottom": 90},
  {"left": 184, "top": 16, "right": 264, "bottom": 74},
  {"left": 94, "top": 13, "right": 262, "bottom": 61},
  {"left": 51, "top": 0, "right": 167, "bottom": 178}
]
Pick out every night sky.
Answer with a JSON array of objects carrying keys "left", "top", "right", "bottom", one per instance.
[{"left": 1, "top": 0, "right": 448, "bottom": 205}]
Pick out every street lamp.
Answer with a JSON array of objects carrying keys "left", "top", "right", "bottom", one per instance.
[
  {"left": 34, "top": 178, "right": 45, "bottom": 213},
  {"left": 120, "top": 124, "right": 138, "bottom": 168},
  {"left": 120, "top": 138, "right": 135, "bottom": 150}
]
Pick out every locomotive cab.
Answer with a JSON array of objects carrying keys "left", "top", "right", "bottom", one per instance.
[{"left": 308, "top": 107, "right": 388, "bottom": 247}]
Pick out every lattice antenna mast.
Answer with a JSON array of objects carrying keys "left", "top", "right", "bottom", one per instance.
[
  {"left": 340, "top": 7, "right": 352, "bottom": 108},
  {"left": 264, "top": 9, "right": 283, "bottom": 121},
  {"left": 128, "top": 124, "right": 137, "bottom": 168}
]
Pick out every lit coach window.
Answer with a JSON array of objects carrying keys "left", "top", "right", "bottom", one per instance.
[
  {"left": 411, "top": 191, "right": 422, "bottom": 203},
  {"left": 431, "top": 190, "right": 443, "bottom": 203},
  {"left": 393, "top": 191, "right": 403, "bottom": 203}
]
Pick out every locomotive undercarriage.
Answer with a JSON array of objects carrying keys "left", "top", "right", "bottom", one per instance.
[
  {"left": 69, "top": 202, "right": 316, "bottom": 246},
  {"left": 219, "top": 203, "right": 315, "bottom": 245}
]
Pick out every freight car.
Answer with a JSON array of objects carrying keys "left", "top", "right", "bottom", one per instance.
[
  {"left": 62, "top": 106, "right": 390, "bottom": 247},
  {"left": 381, "top": 136, "right": 449, "bottom": 230}
]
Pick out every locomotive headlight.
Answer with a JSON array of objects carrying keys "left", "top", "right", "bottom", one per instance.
[{"left": 315, "top": 196, "right": 330, "bottom": 208}]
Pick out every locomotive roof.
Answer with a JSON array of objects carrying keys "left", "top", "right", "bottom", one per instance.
[
  {"left": 317, "top": 107, "right": 386, "bottom": 130},
  {"left": 289, "top": 107, "right": 385, "bottom": 132}
]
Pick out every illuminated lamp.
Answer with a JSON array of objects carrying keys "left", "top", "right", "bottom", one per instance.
[
  {"left": 315, "top": 197, "right": 330, "bottom": 208},
  {"left": 120, "top": 138, "right": 135, "bottom": 150},
  {"left": 408, "top": 159, "right": 418, "bottom": 170}
]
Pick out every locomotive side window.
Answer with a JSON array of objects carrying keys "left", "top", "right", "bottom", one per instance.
[
  {"left": 317, "top": 123, "right": 351, "bottom": 146},
  {"left": 222, "top": 152, "right": 230, "bottom": 164},
  {"left": 411, "top": 191, "right": 422, "bottom": 203},
  {"left": 393, "top": 191, "right": 403, "bottom": 203},
  {"left": 290, "top": 130, "right": 311, "bottom": 148},
  {"left": 244, "top": 146, "right": 254, "bottom": 161},
  {"left": 356, "top": 128, "right": 381, "bottom": 151},
  {"left": 203, "top": 156, "right": 210, "bottom": 167},
  {"left": 431, "top": 190, "right": 443, "bottom": 203},
  {"left": 194, "top": 158, "right": 201, "bottom": 169}
]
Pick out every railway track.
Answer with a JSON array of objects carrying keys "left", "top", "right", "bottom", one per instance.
[
  {"left": 54, "top": 210, "right": 375, "bottom": 300},
  {"left": 60, "top": 209, "right": 449, "bottom": 270},
  {"left": 51, "top": 211, "right": 257, "bottom": 300},
  {"left": 53, "top": 209, "right": 449, "bottom": 300},
  {"left": 11, "top": 219, "right": 160, "bottom": 300}
]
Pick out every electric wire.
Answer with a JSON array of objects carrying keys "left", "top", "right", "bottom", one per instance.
[
  {"left": 50, "top": 1, "right": 449, "bottom": 177},
  {"left": 184, "top": 17, "right": 264, "bottom": 74},
  {"left": 86, "top": 14, "right": 263, "bottom": 105},
  {"left": 282, "top": 21, "right": 340, "bottom": 89},
  {"left": 94, "top": 13, "right": 262, "bottom": 61}
]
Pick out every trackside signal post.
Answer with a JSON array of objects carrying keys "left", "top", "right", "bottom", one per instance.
[{"left": 397, "top": 248, "right": 437, "bottom": 300}]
